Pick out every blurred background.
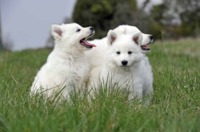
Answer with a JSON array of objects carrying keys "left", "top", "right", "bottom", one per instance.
[{"left": 0, "top": 0, "right": 199, "bottom": 51}]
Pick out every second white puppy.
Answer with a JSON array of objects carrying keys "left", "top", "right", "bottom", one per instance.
[{"left": 89, "top": 30, "right": 153, "bottom": 102}]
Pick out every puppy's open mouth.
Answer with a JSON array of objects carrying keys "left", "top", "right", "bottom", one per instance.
[
  {"left": 140, "top": 39, "right": 153, "bottom": 51},
  {"left": 80, "top": 33, "right": 96, "bottom": 49},
  {"left": 141, "top": 45, "right": 150, "bottom": 51}
]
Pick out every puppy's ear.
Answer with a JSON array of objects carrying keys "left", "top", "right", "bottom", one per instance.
[
  {"left": 51, "top": 24, "right": 63, "bottom": 40},
  {"left": 107, "top": 30, "right": 117, "bottom": 45},
  {"left": 132, "top": 32, "right": 142, "bottom": 45}
]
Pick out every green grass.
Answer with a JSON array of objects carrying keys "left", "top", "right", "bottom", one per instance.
[{"left": 0, "top": 39, "right": 200, "bottom": 132}]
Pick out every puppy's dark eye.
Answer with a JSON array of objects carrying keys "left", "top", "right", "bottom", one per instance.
[
  {"left": 76, "top": 29, "right": 81, "bottom": 32},
  {"left": 116, "top": 51, "right": 121, "bottom": 55},
  {"left": 128, "top": 51, "right": 132, "bottom": 55}
]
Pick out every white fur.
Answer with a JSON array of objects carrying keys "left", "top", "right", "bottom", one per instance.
[
  {"left": 112, "top": 25, "right": 153, "bottom": 47},
  {"left": 86, "top": 25, "right": 153, "bottom": 67},
  {"left": 87, "top": 26, "right": 153, "bottom": 103},
  {"left": 30, "top": 23, "right": 94, "bottom": 99}
]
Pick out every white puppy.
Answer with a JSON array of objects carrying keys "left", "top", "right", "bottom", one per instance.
[
  {"left": 113, "top": 25, "right": 153, "bottom": 52},
  {"left": 86, "top": 25, "right": 153, "bottom": 67},
  {"left": 30, "top": 23, "right": 95, "bottom": 100},
  {"left": 88, "top": 27, "right": 153, "bottom": 103}
]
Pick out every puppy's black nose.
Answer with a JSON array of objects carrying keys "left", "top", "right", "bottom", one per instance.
[
  {"left": 89, "top": 26, "right": 94, "bottom": 31},
  {"left": 121, "top": 60, "right": 128, "bottom": 66},
  {"left": 149, "top": 35, "right": 154, "bottom": 41}
]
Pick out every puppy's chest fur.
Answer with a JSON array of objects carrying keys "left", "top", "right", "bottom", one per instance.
[
  {"left": 36, "top": 51, "right": 89, "bottom": 89},
  {"left": 101, "top": 65, "right": 139, "bottom": 86}
]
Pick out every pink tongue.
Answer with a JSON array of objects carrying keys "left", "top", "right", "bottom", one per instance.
[
  {"left": 82, "top": 40, "right": 96, "bottom": 47},
  {"left": 141, "top": 45, "right": 150, "bottom": 50}
]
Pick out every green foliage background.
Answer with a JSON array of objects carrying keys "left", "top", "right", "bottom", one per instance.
[
  {"left": 73, "top": 0, "right": 200, "bottom": 39},
  {"left": 73, "top": 0, "right": 138, "bottom": 38}
]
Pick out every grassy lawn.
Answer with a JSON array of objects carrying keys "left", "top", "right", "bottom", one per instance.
[{"left": 0, "top": 39, "right": 200, "bottom": 132}]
